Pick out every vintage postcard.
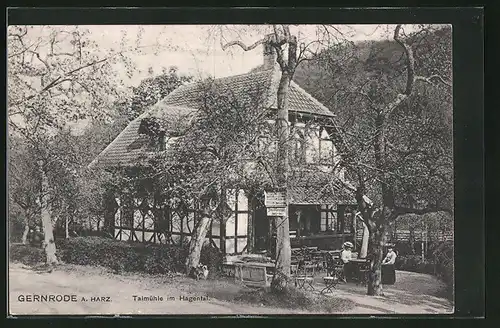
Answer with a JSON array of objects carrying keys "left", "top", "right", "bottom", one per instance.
[{"left": 7, "top": 10, "right": 463, "bottom": 316}]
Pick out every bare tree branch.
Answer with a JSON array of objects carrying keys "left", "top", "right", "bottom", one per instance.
[
  {"left": 382, "top": 25, "right": 451, "bottom": 117},
  {"left": 10, "top": 58, "right": 107, "bottom": 108},
  {"left": 414, "top": 74, "right": 452, "bottom": 88},
  {"left": 221, "top": 39, "right": 265, "bottom": 52}
]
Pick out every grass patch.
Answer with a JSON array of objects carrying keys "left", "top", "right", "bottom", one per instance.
[
  {"left": 9, "top": 244, "right": 46, "bottom": 265},
  {"left": 207, "top": 287, "right": 355, "bottom": 313}
]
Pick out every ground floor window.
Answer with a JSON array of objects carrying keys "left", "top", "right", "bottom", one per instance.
[
  {"left": 289, "top": 205, "right": 321, "bottom": 237},
  {"left": 288, "top": 204, "right": 351, "bottom": 237}
]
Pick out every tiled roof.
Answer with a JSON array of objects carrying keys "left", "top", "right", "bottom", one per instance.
[
  {"left": 269, "top": 80, "right": 334, "bottom": 117},
  {"left": 89, "top": 114, "right": 147, "bottom": 169},
  {"left": 88, "top": 105, "right": 195, "bottom": 168},
  {"left": 288, "top": 170, "right": 357, "bottom": 205},
  {"left": 90, "top": 65, "right": 335, "bottom": 169}
]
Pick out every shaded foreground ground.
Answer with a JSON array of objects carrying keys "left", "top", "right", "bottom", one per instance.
[
  {"left": 319, "top": 272, "right": 454, "bottom": 314},
  {"left": 8, "top": 262, "right": 453, "bottom": 315}
]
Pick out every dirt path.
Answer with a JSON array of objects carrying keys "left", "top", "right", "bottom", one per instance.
[
  {"left": 8, "top": 263, "right": 453, "bottom": 315},
  {"left": 8, "top": 263, "right": 308, "bottom": 315},
  {"left": 320, "top": 271, "right": 454, "bottom": 314}
]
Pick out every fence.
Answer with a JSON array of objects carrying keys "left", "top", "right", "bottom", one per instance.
[{"left": 355, "top": 229, "right": 453, "bottom": 242}]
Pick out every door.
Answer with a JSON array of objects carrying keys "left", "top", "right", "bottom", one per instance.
[{"left": 253, "top": 204, "right": 269, "bottom": 252}]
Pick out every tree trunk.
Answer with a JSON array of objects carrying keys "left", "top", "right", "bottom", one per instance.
[
  {"left": 424, "top": 222, "right": 428, "bottom": 259},
  {"left": 274, "top": 214, "right": 291, "bottom": 277},
  {"left": 296, "top": 209, "right": 301, "bottom": 238},
  {"left": 21, "top": 220, "right": 30, "bottom": 244},
  {"left": 366, "top": 110, "right": 391, "bottom": 296},
  {"left": 185, "top": 214, "right": 212, "bottom": 274},
  {"left": 421, "top": 228, "right": 425, "bottom": 261},
  {"left": 409, "top": 226, "right": 416, "bottom": 255},
  {"left": 360, "top": 221, "right": 370, "bottom": 258},
  {"left": 367, "top": 223, "right": 386, "bottom": 296},
  {"left": 38, "top": 160, "right": 58, "bottom": 265},
  {"left": 274, "top": 69, "right": 292, "bottom": 278},
  {"left": 65, "top": 215, "right": 69, "bottom": 239},
  {"left": 352, "top": 210, "right": 357, "bottom": 250}
]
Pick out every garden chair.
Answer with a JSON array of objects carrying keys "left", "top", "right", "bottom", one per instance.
[
  {"left": 312, "top": 252, "right": 326, "bottom": 272},
  {"left": 294, "top": 262, "right": 315, "bottom": 291},
  {"left": 325, "top": 252, "right": 336, "bottom": 276},
  {"left": 333, "top": 259, "right": 346, "bottom": 283},
  {"left": 321, "top": 275, "right": 339, "bottom": 294},
  {"left": 321, "top": 253, "right": 339, "bottom": 294},
  {"left": 326, "top": 252, "right": 344, "bottom": 280},
  {"left": 291, "top": 264, "right": 299, "bottom": 275}
]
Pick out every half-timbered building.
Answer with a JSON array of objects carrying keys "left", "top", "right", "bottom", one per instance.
[{"left": 90, "top": 41, "right": 360, "bottom": 255}]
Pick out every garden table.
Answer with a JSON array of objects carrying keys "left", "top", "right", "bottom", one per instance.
[
  {"left": 234, "top": 261, "right": 275, "bottom": 287},
  {"left": 348, "top": 258, "right": 370, "bottom": 284}
]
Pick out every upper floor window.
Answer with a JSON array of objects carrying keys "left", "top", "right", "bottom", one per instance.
[
  {"left": 319, "top": 127, "right": 335, "bottom": 164},
  {"left": 156, "top": 134, "right": 180, "bottom": 152},
  {"left": 294, "top": 129, "right": 306, "bottom": 163},
  {"left": 158, "top": 133, "right": 166, "bottom": 151},
  {"left": 255, "top": 121, "right": 338, "bottom": 165}
]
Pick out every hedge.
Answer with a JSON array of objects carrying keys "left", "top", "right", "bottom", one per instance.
[
  {"left": 10, "top": 237, "right": 223, "bottom": 277},
  {"left": 395, "top": 241, "right": 454, "bottom": 297},
  {"left": 9, "top": 244, "right": 46, "bottom": 265}
]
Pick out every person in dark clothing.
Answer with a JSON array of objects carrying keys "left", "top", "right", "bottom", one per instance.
[
  {"left": 381, "top": 246, "right": 397, "bottom": 285},
  {"left": 29, "top": 226, "right": 44, "bottom": 248}
]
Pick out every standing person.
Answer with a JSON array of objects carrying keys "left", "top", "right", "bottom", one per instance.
[
  {"left": 340, "top": 241, "right": 354, "bottom": 282},
  {"left": 382, "top": 246, "right": 397, "bottom": 285},
  {"left": 30, "top": 226, "right": 44, "bottom": 248}
]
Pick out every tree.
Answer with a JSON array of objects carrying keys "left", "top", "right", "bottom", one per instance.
[
  {"left": 125, "top": 66, "right": 193, "bottom": 121},
  {"left": 302, "top": 25, "right": 453, "bottom": 295},
  {"left": 139, "top": 78, "right": 271, "bottom": 273},
  {"left": 7, "top": 25, "right": 147, "bottom": 265},
  {"left": 8, "top": 136, "right": 41, "bottom": 244},
  {"left": 219, "top": 25, "right": 341, "bottom": 282}
]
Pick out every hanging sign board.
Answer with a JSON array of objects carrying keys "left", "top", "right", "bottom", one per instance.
[
  {"left": 267, "top": 207, "right": 287, "bottom": 217},
  {"left": 264, "top": 190, "right": 286, "bottom": 207}
]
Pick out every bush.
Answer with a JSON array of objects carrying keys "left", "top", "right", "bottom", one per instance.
[
  {"left": 10, "top": 244, "right": 46, "bottom": 265},
  {"left": 9, "top": 215, "right": 26, "bottom": 244},
  {"left": 199, "top": 243, "right": 224, "bottom": 278},
  {"left": 431, "top": 241, "right": 454, "bottom": 290},
  {"left": 54, "top": 236, "right": 223, "bottom": 277},
  {"left": 395, "top": 241, "right": 454, "bottom": 300},
  {"left": 143, "top": 243, "right": 189, "bottom": 274},
  {"left": 10, "top": 237, "right": 225, "bottom": 277},
  {"left": 396, "top": 255, "right": 438, "bottom": 274},
  {"left": 56, "top": 237, "right": 185, "bottom": 274}
]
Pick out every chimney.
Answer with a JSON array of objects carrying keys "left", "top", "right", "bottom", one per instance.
[{"left": 263, "top": 34, "right": 277, "bottom": 70}]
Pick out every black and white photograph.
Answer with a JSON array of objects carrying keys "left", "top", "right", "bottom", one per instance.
[{"left": 7, "top": 14, "right": 463, "bottom": 316}]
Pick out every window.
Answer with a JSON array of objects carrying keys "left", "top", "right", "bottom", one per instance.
[
  {"left": 289, "top": 205, "right": 321, "bottom": 236},
  {"left": 294, "top": 130, "right": 306, "bottom": 163},
  {"left": 320, "top": 207, "right": 337, "bottom": 232},
  {"left": 159, "top": 133, "right": 166, "bottom": 151},
  {"left": 319, "top": 128, "right": 334, "bottom": 164},
  {"left": 159, "top": 135, "right": 179, "bottom": 152},
  {"left": 344, "top": 212, "right": 354, "bottom": 233},
  {"left": 304, "top": 127, "right": 319, "bottom": 164},
  {"left": 121, "top": 197, "right": 134, "bottom": 228}
]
